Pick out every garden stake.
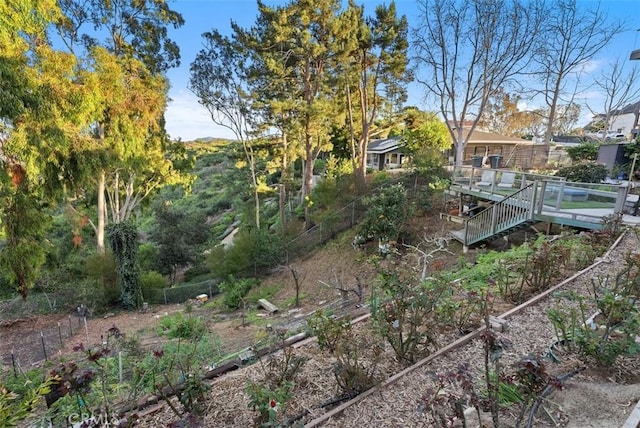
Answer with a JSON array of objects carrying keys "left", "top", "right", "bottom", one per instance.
[
  {"left": 68, "top": 314, "right": 72, "bottom": 337},
  {"left": 83, "top": 317, "right": 89, "bottom": 344},
  {"left": 11, "top": 350, "right": 17, "bottom": 377},
  {"left": 58, "top": 322, "right": 63, "bottom": 348},
  {"left": 119, "top": 351, "right": 123, "bottom": 383},
  {"left": 40, "top": 332, "right": 47, "bottom": 361}
]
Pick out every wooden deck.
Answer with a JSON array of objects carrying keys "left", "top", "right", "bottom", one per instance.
[{"left": 446, "top": 166, "right": 639, "bottom": 248}]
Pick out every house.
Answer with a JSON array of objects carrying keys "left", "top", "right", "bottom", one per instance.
[
  {"left": 366, "top": 137, "right": 407, "bottom": 170},
  {"left": 366, "top": 130, "right": 550, "bottom": 171},
  {"left": 591, "top": 101, "right": 640, "bottom": 140},
  {"left": 452, "top": 129, "right": 549, "bottom": 169}
]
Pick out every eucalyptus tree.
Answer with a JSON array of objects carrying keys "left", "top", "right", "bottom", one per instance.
[
  {"left": 54, "top": 0, "right": 185, "bottom": 309},
  {"left": 0, "top": 0, "right": 96, "bottom": 298},
  {"left": 340, "top": 0, "right": 411, "bottom": 185},
  {"left": 534, "top": 0, "right": 623, "bottom": 143},
  {"left": 190, "top": 30, "right": 266, "bottom": 230},
  {"left": 413, "top": 0, "right": 543, "bottom": 165},
  {"left": 54, "top": 0, "right": 185, "bottom": 257}
]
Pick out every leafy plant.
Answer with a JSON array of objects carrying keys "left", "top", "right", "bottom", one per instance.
[
  {"left": 158, "top": 313, "right": 207, "bottom": 340},
  {"left": 306, "top": 310, "right": 352, "bottom": 353},
  {"left": 554, "top": 162, "right": 608, "bottom": 183},
  {"left": 519, "top": 237, "right": 569, "bottom": 294},
  {"left": 371, "top": 264, "right": 448, "bottom": 365},
  {"left": 549, "top": 253, "right": 640, "bottom": 365},
  {"left": 358, "top": 183, "right": 410, "bottom": 250},
  {"left": 246, "top": 336, "right": 306, "bottom": 426},
  {"left": 565, "top": 143, "right": 599, "bottom": 162},
  {"left": 332, "top": 327, "right": 383, "bottom": 399},
  {"left": 219, "top": 276, "right": 258, "bottom": 310}
]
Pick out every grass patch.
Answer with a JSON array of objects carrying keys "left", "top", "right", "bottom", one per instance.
[
  {"left": 542, "top": 198, "right": 614, "bottom": 209},
  {"left": 285, "top": 293, "right": 307, "bottom": 307},
  {"left": 246, "top": 283, "right": 282, "bottom": 304}
]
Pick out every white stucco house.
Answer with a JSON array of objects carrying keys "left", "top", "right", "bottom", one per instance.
[{"left": 596, "top": 101, "right": 640, "bottom": 140}]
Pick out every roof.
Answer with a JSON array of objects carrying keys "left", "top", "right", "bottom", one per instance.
[
  {"left": 366, "top": 137, "right": 403, "bottom": 154},
  {"left": 457, "top": 129, "right": 532, "bottom": 145}
]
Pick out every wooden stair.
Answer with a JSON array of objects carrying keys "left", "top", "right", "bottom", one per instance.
[{"left": 450, "top": 183, "right": 536, "bottom": 247}]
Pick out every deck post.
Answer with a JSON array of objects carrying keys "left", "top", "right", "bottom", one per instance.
[
  {"left": 555, "top": 182, "right": 564, "bottom": 209},
  {"left": 490, "top": 203, "right": 499, "bottom": 234},
  {"left": 615, "top": 184, "right": 629, "bottom": 214},
  {"left": 536, "top": 180, "right": 545, "bottom": 215}
]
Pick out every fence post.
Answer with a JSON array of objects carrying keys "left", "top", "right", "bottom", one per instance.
[
  {"left": 351, "top": 202, "right": 355, "bottom": 226},
  {"left": 163, "top": 289, "right": 168, "bottom": 305}
]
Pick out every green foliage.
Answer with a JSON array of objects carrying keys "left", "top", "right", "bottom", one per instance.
[
  {"left": 555, "top": 162, "right": 608, "bottom": 183},
  {"left": 565, "top": 143, "right": 599, "bottom": 162},
  {"left": 207, "top": 229, "right": 283, "bottom": 278},
  {"left": 549, "top": 253, "right": 640, "bottom": 365},
  {"left": 0, "top": 379, "right": 51, "bottom": 427},
  {"left": 332, "top": 328, "right": 383, "bottom": 398},
  {"left": 519, "top": 237, "right": 570, "bottom": 294},
  {"left": 84, "top": 252, "right": 119, "bottom": 306},
  {"left": 137, "top": 243, "right": 159, "bottom": 274},
  {"left": 150, "top": 203, "right": 209, "bottom": 284},
  {"left": 401, "top": 109, "right": 450, "bottom": 175},
  {"left": 0, "top": 185, "right": 51, "bottom": 300},
  {"left": 158, "top": 313, "right": 207, "bottom": 340},
  {"left": 140, "top": 271, "right": 170, "bottom": 303},
  {"left": 371, "top": 263, "right": 449, "bottom": 365},
  {"left": 358, "top": 183, "right": 409, "bottom": 245},
  {"left": 219, "top": 276, "right": 259, "bottom": 310},
  {"left": 306, "top": 310, "right": 352, "bottom": 353},
  {"left": 246, "top": 341, "right": 305, "bottom": 426},
  {"left": 246, "top": 283, "right": 282, "bottom": 305},
  {"left": 107, "top": 221, "right": 142, "bottom": 310}
]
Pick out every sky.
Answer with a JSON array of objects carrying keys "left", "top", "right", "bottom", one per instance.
[{"left": 163, "top": 0, "right": 640, "bottom": 141}]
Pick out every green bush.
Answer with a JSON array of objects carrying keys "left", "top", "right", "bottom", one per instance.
[
  {"left": 555, "top": 162, "right": 608, "bottom": 183},
  {"left": 358, "top": 183, "right": 410, "bottom": 246},
  {"left": 140, "top": 271, "right": 170, "bottom": 303},
  {"left": 158, "top": 312, "right": 207, "bottom": 340},
  {"left": 565, "top": 143, "right": 599, "bottom": 162},
  {"left": 84, "top": 252, "right": 119, "bottom": 306},
  {"left": 137, "top": 243, "right": 159, "bottom": 273},
  {"left": 207, "top": 229, "right": 283, "bottom": 278},
  {"left": 219, "top": 276, "right": 259, "bottom": 310}
]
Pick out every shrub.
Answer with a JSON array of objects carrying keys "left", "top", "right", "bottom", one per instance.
[
  {"left": 246, "top": 339, "right": 306, "bottom": 425},
  {"left": 207, "top": 229, "right": 284, "bottom": 278},
  {"left": 219, "top": 276, "right": 258, "bottom": 310},
  {"left": 358, "top": 183, "right": 410, "bottom": 247},
  {"left": 554, "top": 162, "right": 608, "bottom": 183},
  {"left": 84, "top": 252, "right": 119, "bottom": 306},
  {"left": 371, "top": 265, "right": 449, "bottom": 365},
  {"left": 565, "top": 143, "right": 599, "bottom": 162},
  {"left": 306, "top": 310, "right": 352, "bottom": 353},
  {"left": 158, "top": 313, "right": 207, "bottom": 340},
  {"left": 140, "top": 271, "right": 170, "bottom": 303}
]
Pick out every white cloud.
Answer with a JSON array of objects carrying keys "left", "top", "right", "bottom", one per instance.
[{"left": 165, "top": 90, "right": 237, "bottom": 141}]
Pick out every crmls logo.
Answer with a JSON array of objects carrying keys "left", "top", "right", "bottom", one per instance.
[{"left": 66, "top": 413, "right": 120, "bottom": 427}]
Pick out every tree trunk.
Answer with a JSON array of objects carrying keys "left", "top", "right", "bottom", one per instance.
[
  {"left": 97, "top": 170, "right": 106, "bottom": 254},
  {"left": 303, "top": 144, "right": 315, "bottom": 230}
]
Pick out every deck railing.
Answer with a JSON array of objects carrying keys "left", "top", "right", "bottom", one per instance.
[
  {"left": 449, "top": 166, "right": 633, "bottom": 246},
  {"left": 462, "top": 183, "right": 536, "bottom": 245}
]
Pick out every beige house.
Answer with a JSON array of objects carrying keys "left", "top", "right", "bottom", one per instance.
[{"left": 453, "top": 129, "right": 549, "bottom": 169}]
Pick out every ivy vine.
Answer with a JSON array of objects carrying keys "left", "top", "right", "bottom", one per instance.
[{"left": 107, "top": 221, "right": 142, "bottom": 310}]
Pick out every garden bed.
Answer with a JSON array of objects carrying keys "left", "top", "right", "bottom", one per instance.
[{"left": 130, "top": 229, "right": 640, "bottom": 427}]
